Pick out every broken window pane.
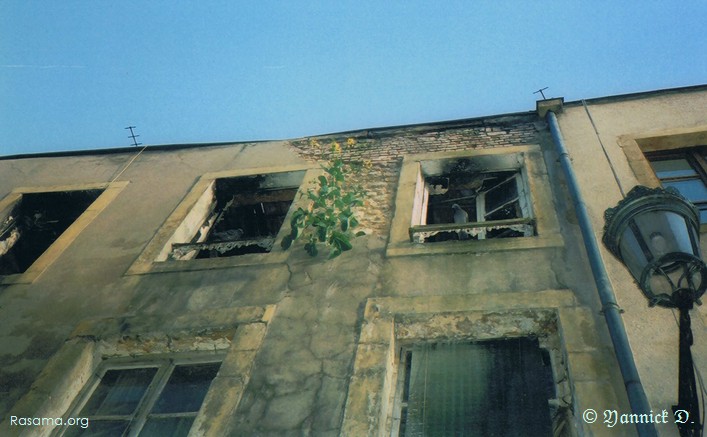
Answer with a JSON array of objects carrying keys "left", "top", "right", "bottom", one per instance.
[
  {"left": 484, "top": 176, "right": 519, "bottom": 215},
  {"left": 413, "top": 161, "right": 532, "bottom": 243},
  {"left": 169, "top": 171, "right": 304, "bottom": 259},
  {"left": 0, "top": 189, "right": 103, "bottom": 275}
]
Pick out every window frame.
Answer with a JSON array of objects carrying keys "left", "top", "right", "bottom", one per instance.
[
  {"left": 389, "top": 338, "right": 559, "bottom": 437},
  {"left": 386, "top": 145, "right": 563, "bottom": 257},
  {"left": 645, "top": 146, "right": 707, "bottom": 225},
  {"left": 409, "top": 165, "right": 534, "bottom": 243},
  {"left": 340, "top": 292, "right": 591, "bottom": 436},
  {"left": 127, "top": 164, "right": 315, "bottom": 275},
  {"left": 618, "top": 125, "right": 707, "bottom": 231},
  {"left": 0, "top": 181, "right": 129, "bottom": 284},
  {"left": 57, "top": 354, "right": 224, "bottom": 437},
  {"left": 166, "top": 174, "right": 304, "bottom": 260},
  {"left": 3, "top": 305, "right": 273, "bottom": 436}
]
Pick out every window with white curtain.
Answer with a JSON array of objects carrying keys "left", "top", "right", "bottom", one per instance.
[
  {"left": 391, "top": 338, "right": 556, "bottom": 437},
  {"left": 61, "top": 357, "right": 222, "bottom": 437}
]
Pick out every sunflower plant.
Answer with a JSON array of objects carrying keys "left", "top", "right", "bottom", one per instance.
[{"left": 281, "top": 139, "right": 368, "bottom": 259}]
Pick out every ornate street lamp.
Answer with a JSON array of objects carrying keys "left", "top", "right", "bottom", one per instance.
[{"left": 603, "top": 185, "right": 706, "bottom": 436}]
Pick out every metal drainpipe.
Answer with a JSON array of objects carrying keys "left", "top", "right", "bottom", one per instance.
[{"left": 546, "top": 111, "right": 658, "bottom": 437}]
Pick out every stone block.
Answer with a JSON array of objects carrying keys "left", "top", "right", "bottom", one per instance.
[
  {"left": 218, "top": 349, "right": 258, "bottom": 378},
  {"left": 566, "top": 350, "right": 613, "bottom": 382},
  {"left": 191, "top": 376, "right": 247, "bottom": 437},
  {"left": 231, "top": 323, "right": 267, "bottom": 351},
  {"left": 559, "top": 306, "right": 603, "bottom": 352}
]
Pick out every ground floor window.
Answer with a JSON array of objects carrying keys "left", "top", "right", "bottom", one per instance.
[
  {"left": 392, "top": 338, "right": 555, "bottom": 436},
  {"left": 62, "top": 358, "right": 221, "bottom": 436}
]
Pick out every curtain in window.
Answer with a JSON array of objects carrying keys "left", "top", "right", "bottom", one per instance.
[{"left": 403, "top": 338, "right": 554, "bottom": 437}]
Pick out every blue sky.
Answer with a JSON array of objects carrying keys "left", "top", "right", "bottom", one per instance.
[{"left": 1, "top": 2, "right": 706, "bottom": 156}]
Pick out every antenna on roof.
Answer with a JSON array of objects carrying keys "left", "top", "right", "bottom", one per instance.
[
  {"left": 125, "top": 126, "right": 142, "bottom": 147},
  {"left": 533, "top": 87, "right": 549, "bottom": 100}
]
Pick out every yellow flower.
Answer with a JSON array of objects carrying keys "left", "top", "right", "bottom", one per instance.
[
  {"left": 346, "top": 138, "right": 356, "bottom": 147},
  {"left": 363, "top": 159, "right": 373, "bottom": 169},
  {"left": 332, "top": 142, "right": 342, "bottom": 154},
  {"left": 310, "top": 139, "right": 321, "bottom": 149}
]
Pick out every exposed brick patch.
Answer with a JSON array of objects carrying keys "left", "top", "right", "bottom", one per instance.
[{"left": 288, "top": 116, "right": 541, "bottom": 236}]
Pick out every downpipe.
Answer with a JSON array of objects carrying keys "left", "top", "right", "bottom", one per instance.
[{"left": 546, "top": 111, "right": 657, "bottom": 436}]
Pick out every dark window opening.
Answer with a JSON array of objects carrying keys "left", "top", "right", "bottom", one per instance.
[
  {"left": 169, "top": 172, "right": 303, "bottom": 259},
  {"left": 411, "top": 159, "right": 533, "bottom": 243},
  {"left": 646, "top": 146, "right": 707, "bottom": 223},
  {"left": 0, "top": 189, "right": 102, "bottom": 275},
  {"left": 395, "top": 338, "right": 556, "bottom": 437}
]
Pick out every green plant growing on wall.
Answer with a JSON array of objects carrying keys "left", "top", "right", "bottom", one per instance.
[{"left": 281, "top": 138, "right": 368, "bottom": 259}]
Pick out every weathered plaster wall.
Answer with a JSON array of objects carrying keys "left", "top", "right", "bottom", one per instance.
[
  {"left": 555, "top": 87, "right": 707, "bottom": 437},
  {"left": 0, "top": 103, "right": 658, "bottom": 435}
]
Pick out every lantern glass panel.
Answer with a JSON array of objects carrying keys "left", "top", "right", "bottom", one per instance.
[
  {"left": 618, "top": 226, "right": 649, "bottom": 283},
  {"left": 618, "top": 211, "right": 699, "bottom": 283},
  {"left": 635, "top": 211, "right": 696, "bottom": 257}
]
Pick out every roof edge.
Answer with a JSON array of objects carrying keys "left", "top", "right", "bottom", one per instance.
[
  {"left": 3, "top": 83, "right": 706, "bottom": 161},
  {"left": 563, "top": 83, "right": 707, "bottom": 107}
]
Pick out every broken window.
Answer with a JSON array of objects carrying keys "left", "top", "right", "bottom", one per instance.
[
  {"left": 168, "top": 171, "right": 304, "bottom": 260},
  {"left": 409, "top": 157, "right": 533, "bottom": 243},
  {"left": 0, "top": 189, "right": 103, "bottom": 275},
  {"left": 62, "top": 359, "right": 221, "bottom": 437},
  {"left": 391, "top": 338, "right": 557, "bottom": 437}
]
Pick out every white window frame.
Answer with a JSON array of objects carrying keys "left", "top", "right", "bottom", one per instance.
[
  {"left": 386, "top": 145, "right": 563, "bottom": 257},
  {"left": 409, "top": 157, "right": 534, "bottom": 243}
]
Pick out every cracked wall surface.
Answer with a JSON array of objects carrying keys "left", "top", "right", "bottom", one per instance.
[{"left": 2, "top": 90, "right": 705, "bottom": 436}]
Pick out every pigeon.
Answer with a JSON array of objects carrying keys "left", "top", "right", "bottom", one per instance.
[
  {"left": 452, "top": 204, "right": 468, "bottom": 223},
  {"left": 451, "top": 204, "right": 469, "bottom": 240}
]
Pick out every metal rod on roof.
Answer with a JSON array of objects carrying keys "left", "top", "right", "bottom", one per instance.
[{"left": 125, "top": 126, "right": 142, "bottom": 147}]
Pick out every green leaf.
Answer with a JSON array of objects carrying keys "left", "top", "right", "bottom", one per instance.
[
  {"left": 328, "top": 248, "right": 342, "bottom": 259},
  {"left": 340, "top": 217, "right": 349, "bottom": 232},
  {"left": 304, "top": 242, "right": 318, "bottom": 257},
  {"left": 332, "top": 231, "right": 353, "bottom": 251},
  {"left": 281, "top": 235, "right": 293, "bottom": 250},
  {"left": 350, "top": 217, "right": 359, "bottom": 228},
  {"left": 317, "top": 226, "right": 327, "bottom": 242},
  {"left": 318, "top": 175, "right": 328, "bottom": 186},
  {"left": 355, "top": 231, "right": 366, "bottom": 237}
]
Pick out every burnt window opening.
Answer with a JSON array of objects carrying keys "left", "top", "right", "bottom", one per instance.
[
  {"left": 410, "top": 157, "right": 534, "bottom": 243},
  {"left": 0, "top": 189, "right": 103, "bottom": 275},
  {"left": 392, "top": 338, "right": 560, "bottom": 437},
  {"left": 169, "top": 171, "right": 304, "bottom": 260}
]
